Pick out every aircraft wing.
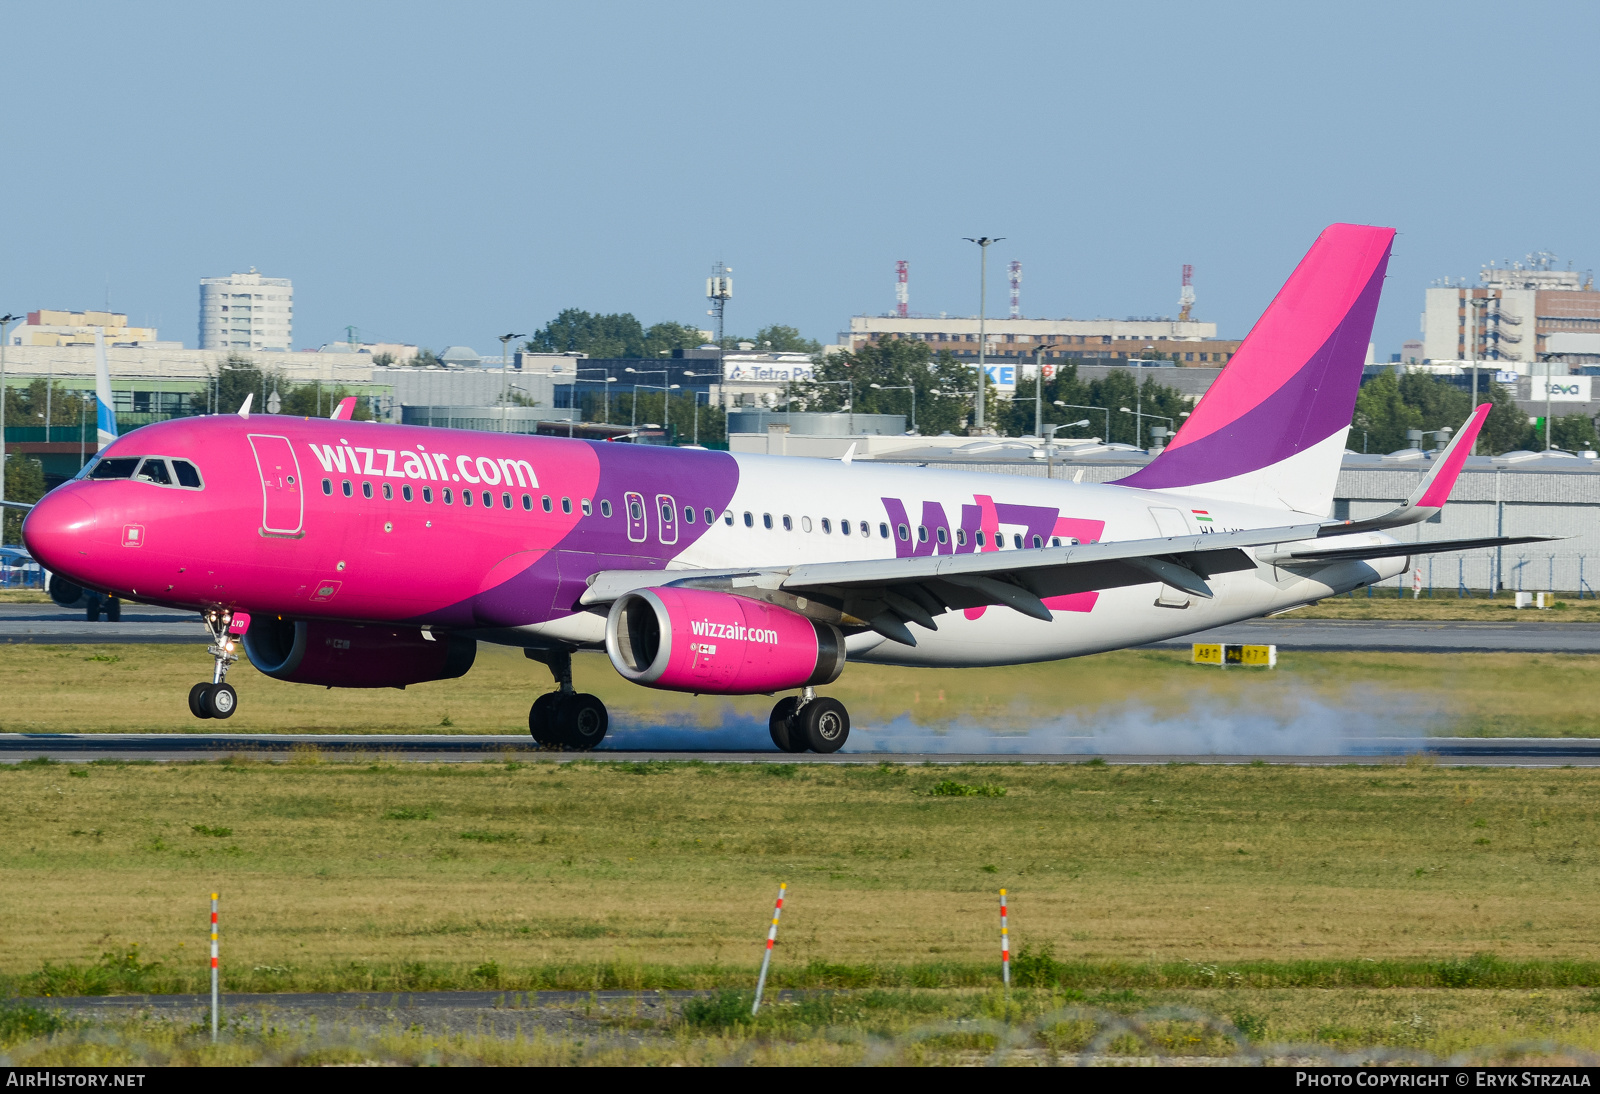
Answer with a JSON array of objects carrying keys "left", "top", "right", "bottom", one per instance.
[
  {"left": 579, "top": 522, "right": 1322, "bottom": 647},
  {"left": 1268, "top": 533, "right": 1561, "bottom": 565},
  {"left": 0, "top": 499, "right": 34, "bottom": 512}
]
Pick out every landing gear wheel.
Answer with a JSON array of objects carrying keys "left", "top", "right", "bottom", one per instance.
[
  {"left": 188, "top": 682, "right": 213, "bottom": 720},
  {"left": 528, "top": 692, "right": 562, "bottom": 746},
  {"left": 769, "top": 696, "right": 807, "bottom": 753},
  {"left": 799, "top": 697, "right": 849, "bottom": 754},
  {"left": 106, "top": 598, "right": 121, "bottom": 622},
  {"left": 556, "top": 693, "right": 608, "bottom": 750},
  {"left": 203, "top": 682, "right": 237, "bottom": 720},
  {"left": 86, "top": 600, "right": 101, "bottom": 623}
]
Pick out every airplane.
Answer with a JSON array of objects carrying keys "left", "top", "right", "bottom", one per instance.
[{"left": 13, "top": 223, "right": 1555, "bottom": 752}]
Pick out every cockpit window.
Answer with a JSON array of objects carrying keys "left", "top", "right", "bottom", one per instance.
[
  {"left": 135, "top": 458, "right": 172, "bottom": 485},
  {"left": 89, "top": 458, "right": 141, "bottom": 480},
  {"left": 86, "top": 455, "right": 203, "bottom": 489}
]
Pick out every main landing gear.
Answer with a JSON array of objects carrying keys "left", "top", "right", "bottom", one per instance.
[
  {"left": 189, "top": 608, "right": 239, "bottom": 720},
  {"left": 526, "top": 648, "right": 608, "bottom": 750},
  {"left": 769, "top": 688, "right": 850, "bottom": 754}
]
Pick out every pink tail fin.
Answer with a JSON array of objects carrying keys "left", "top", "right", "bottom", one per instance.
[{"left": 1114, "top": 223, "right": 1395, "bottom": 514}]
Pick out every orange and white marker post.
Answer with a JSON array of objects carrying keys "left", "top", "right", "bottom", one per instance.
[
  {"left": 751, "top": 882, "right": 787, "bottom": 1016},
  {"left": 999, "top": 889, "right": 1010, "bottom": 995},
  {"left": 210, "top": 892, "right": 220, "bottom": 1041}
]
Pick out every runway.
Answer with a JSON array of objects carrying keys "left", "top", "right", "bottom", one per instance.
[
  {"left": 5, "top": 602, "right": 1600, "bottom": 652},
  {"left": 3, "top": 732, "right": 1597, "bottom": 766}
]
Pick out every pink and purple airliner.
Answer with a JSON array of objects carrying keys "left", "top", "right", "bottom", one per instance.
[{"left": 12, "top": 225, "right": 1553, "bottom": 751}]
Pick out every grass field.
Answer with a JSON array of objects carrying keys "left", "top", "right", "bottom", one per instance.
[
  {"left": 8, "top": 745, "right": 1600, "bottom": 1061},
  {"left": 2, "top": 759, "right": 1597, "bottom": 989},
  {"left": 1, "top": 641, "right": 1597, "bottom": 738}
]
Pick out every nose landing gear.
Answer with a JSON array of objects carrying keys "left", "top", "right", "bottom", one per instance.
[
  {"left": 769, "top": 688, "right": 850, "bottom": 754},
  {"left": 526, "top": 648, "right": 609, "bottom": 750},
  {"left": 189, "top": 609, "right": 241, "bottom": 720}
]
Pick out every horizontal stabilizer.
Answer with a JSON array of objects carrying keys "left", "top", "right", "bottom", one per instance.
[{"left": 1279, "top": 534, "right": 1560, "bottom": 564}]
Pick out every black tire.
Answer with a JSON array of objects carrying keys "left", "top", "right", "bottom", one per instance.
[
  {"left": 528, "top": 692, "right": 562, "bottom": 746},
  {"left": 106, "top": 599, "right": 121, "bottom": 622},
  {"left": 768, "top": 696, "right": 806, "bottom": 752},
  {"left": 203, "top": 682, "right": 237, "bottom": 720},
  {"left": 557, "top": 693, "right": 609, "bottom": 750},
  {"left": 799, "top": 697, "right": 849, "bottom": 754},
  {"left": 86, "top": 600, "right": 101, "bottom": 623},
  {"left": 188, "top": 682, "right": 213, "bottom": 720}
]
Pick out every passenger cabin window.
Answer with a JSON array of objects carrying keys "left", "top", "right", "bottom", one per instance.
[
  {"left": 821, "top": 518, "right": 832, "bottom": 534},
  {"left": 683, "top": 506, "right": 696, "bottom": 524},
  {"left": 956, "top": 529, "right": 967, "bottom": 546},
  {"left": 89, "top": 457, "right": 140, "bottom": 480},
  {"left": 462, "top": 490, "right": 473, "bottom": 507},
  {"left": 481, "top": 491, "right": 492, "bottom": 508},
  {"left": 722, "top": 510, "right": 733, "bottom": 525},
  {"left": 521, "top": 494, "right": 532, "bottom": 511},
  {"left": 361, "top": 482, "right": 373, "bottom": 499},
  {"left": 582, "top": 499, "right": 593, "bottom": 516},
  {"left": 562, "top": 497, "right": 572, "bottom": 514},
  {"left": 600, "top": 499, "right": 612, "bottom": 518},
  {"left": 703, "top": 508, "right": 714, "bottom": 524},
  {"left": 782, "top": 515, "right": 792, "bottom": 531},
  {"left": 762, "top": 513, "right": 773, "bottom": 530},
  {"left": 402, "top": 485, "right": 413, "bottom": 502},
  {"left": 423, "top": 487, "right": 433, "bottom": 503},
  {"left": 501, "top": 492, "right": 512, "bottom": 509},
  {"left": 382, "top": 482, "right": 393, "bottom": 500},
  {"left": 321, "top": 479, "right": 332, "bottom": 496},
  {"left": 840, "top": 519, "right": 851, "bottom": 536},
  {"left": 879, "top": 523, "right": 889, "bottom": 539},
  {"left": 443, "top": 488, "right": 453, "bottom": 504},
  {"left": 542, "top": 496, "right": 553, "bottom": 513},
  {"left": 342, "top": 480, "right": 353, "bottom": 497}
]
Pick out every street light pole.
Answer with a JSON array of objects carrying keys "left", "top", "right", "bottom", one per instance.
[
  {"left": 1034, "top": 344, "right": 1045, "bottom": 438},
  {"left": 963, "top": 236, "right": 1004, "bottom": 433},
  {"left": 869, "top": 383, "right": 916, "bottom": 434},
  {"left": 498, "top": 332, "right": 524, "bottom": 434},
  {"left": 0, "top": 314, "right": 21, "bottom": 515},
  {"left": 1054, "top": 402, "right": 1111, "bottom": 442}
]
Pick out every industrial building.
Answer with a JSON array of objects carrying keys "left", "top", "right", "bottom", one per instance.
[
  {"left": 843, "top": 314, "right": 1243, "bottom": 391},
  {"left": 198, "top": 270, "right": 293, "bottom": 351},
  {"left": 1422, "top": 254, "right": 1600, "bottom": 368}
]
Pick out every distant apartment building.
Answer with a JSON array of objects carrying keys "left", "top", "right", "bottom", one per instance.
[
  {"left": 199, "top": 270, "right": 293, "bottom": 351},
  {"left": 11, "top": 309, "right": 164, "bottom": 347},
  {"left": 1422, "top": 254, "right": 1600, "bottom": 368}
]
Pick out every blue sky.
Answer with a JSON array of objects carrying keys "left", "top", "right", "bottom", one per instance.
[{"left": 3, "top": 1, "right": 1596, "bottom": 357}]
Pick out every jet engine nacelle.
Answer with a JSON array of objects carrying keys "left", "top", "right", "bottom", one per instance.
[
  {"left": 605, "top": 587, "right": 845, "bottom": 695},
  {"left": 243, "top": 617, "right": 476, "bottom": 688}
]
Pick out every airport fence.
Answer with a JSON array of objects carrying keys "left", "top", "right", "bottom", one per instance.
[{"left": 1357, "top": 552, "right": 1598, "bottom": 599}]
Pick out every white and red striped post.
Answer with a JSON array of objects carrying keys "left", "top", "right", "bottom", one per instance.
[
  {"left": 751, "top": 883, "right": 787, "bottom": 1016},
  {"left": 999, "top": 888, "right": 1010, "bottom": 996},
  {"left": 210, "top": 891, "right": 220, "bottom": 1041}
]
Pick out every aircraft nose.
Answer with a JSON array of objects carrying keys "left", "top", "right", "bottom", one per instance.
[{"left": 22, "top": 489, "right": 97, "bottom": 572}]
